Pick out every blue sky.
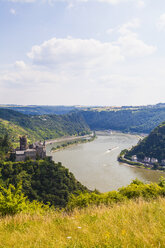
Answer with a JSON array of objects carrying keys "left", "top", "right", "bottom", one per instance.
[{"left": 0, "top": 0, "right": 165, "bottom": 106}]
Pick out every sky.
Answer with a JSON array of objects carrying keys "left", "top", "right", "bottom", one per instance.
[{"left": 0, "top": 0, "right": 165, "bottom": 106}]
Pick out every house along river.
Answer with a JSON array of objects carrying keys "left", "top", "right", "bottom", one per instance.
[{"left": 46, "top": 131, "right": 165, "bottom": 192}]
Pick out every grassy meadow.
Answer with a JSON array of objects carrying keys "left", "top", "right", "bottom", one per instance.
[{"left": 0, "top": 198, "right": 165, "bottom": 248}]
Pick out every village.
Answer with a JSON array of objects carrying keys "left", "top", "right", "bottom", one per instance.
[{"left": 131, "top": 155, "right": 165, "bottom": 168}]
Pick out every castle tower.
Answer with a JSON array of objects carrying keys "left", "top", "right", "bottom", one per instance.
[{"left": 20, "top": 136, "right": 28, "bottom": 151}]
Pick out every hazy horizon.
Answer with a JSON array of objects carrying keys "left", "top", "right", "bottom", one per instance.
[{"left": 0, "top": 102, "right": 164, "bottom": 108}]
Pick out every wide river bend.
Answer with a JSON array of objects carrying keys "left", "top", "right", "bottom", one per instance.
[{"left": 46, "top": 132, "right": 165, "bottom": 192}]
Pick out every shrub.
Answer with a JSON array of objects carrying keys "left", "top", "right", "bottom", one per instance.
[
  {"left": 119, "top": 183, "right": 162, "bottom": 199},
  {"left": 67, "top": 178, "right": 165, "bottom": 210},
  {"left": 67, "top": 191, "right": 125, "bottom": 210},
  {"left": 0, "top": 183, "right": 28, "bottom": 216},
  {"left": 0, "top": 183, "right": 49, "bottom": 216}
]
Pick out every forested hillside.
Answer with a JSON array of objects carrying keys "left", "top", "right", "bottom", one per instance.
[
  {"left": 0, "top": 105, "right": 78, "bottom": 115},
  {"left": 81, "top": 107, "right": 165, "bottom": 133},
  {"left": 2, "top": 104, "right": 165, "bottom": 134},
  {"left": 126, "top": 122, "right": 165, "bottom": 162},
  {"left": 0, "top": 159, "right": 88, "bottom": 207},
  {"left": 0, "top": 108, "right": 90, "bottom": 145},
  {"left": 0, "top": 134, "right": 12, "bottom": 161}
]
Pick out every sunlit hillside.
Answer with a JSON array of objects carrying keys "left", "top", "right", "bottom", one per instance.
[{"left": 0, "top": 108, "right": 90, "bottom": 146}]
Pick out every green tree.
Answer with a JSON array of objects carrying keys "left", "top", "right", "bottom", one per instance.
[{"left": 0, "top": 183, "right": 27, "bottom": 215}]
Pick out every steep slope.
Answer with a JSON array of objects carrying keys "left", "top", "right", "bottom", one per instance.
[
  {"left": 126, "top": 122, "right": 165, "bottom": 163},
  {"left": 81, "top": 107, "right": 165, "bottom": 133},
  {"left": 2, "top": 104, "right": 165, "bottom": 134},
  {"left": 0, "top": 159, "right": 88, "bottom": 207},
  {"left": 0, "top": 119, "right": 31, "bottom": 143},
  {"left": 0, "top": 108, "right": 90, "bottom": 145}
]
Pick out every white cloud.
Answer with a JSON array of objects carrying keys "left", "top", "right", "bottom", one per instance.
[
  {"left": 157, "top": 14, "right": 165, "bottom": 31},
  {"left": 27, "top": 37, "right": 124, "bottom": 70},
  {"left": 118, "top": 18, "right": 140, "bottom": 35},
  {"left": 107, "top": 19, "right": 157, "bottom": 58},
  {"left": 14, "top": 61, "right": 27, "bottom": 69},
  {"left": 106, "top": 18, "right": 140, "bottom": 36},
  {"left": 117, "top": 32, "right": 156, "bottom": 58},
  {"left": 10, "top": 8, "right": 16, "bottom": 14},
  {"left": 1, "top": 60, "right": 164, "bottom": 106},
  {"left": 0, "top": 63, "right": 63, "bottom": 89},
  {"left": 28, "top": 33, "right": 156, "bottom": 73},
  {"left": 0, "top": 11, "right": 158, "bottom": 106},
  {"left": 0, "top": 32, "right": 157, "bottom": 105}
]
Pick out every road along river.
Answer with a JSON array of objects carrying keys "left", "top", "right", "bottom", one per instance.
[{"left": 46, "top": 131, "right": 165, "bottom": 192}]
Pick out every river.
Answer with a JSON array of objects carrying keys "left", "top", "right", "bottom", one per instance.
[{"left": 46, "top": 131, "right": 165, "bottom": 192}]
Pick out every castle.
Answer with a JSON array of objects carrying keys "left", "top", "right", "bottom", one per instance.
[{"left": 15, "top": 136, "right": 46, "bottom": 162}]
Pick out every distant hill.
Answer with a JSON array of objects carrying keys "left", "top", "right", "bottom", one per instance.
[
  {"left": 2, "top": 103, "right": 165, "bottom": 135},
  {"left": 0, "top": 108, "right": 90, "bottom": 145},
  {"left": 126, "top": 122, "right": 165, "bottom": 163},
  {"left": 1, "top": 103, "right": 165, "bottom": 117},
  {"left": 81, "top": 107, "right": 165, "bottom": 133},
  {"left": 0, "top": 105, "right": 79, "bottom": 115}
]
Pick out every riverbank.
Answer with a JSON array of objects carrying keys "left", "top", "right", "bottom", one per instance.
[
  {"left": 96, "top": 130, "right": 147, "bottom": 138},
  {"left": 51, "top": 135, "right": 96, "bottom": 153},
  {"left": 45, "top": 133, "right": 94, "bottom": 145},
  {"left": 118, "top": 150, "right": 165, "bottom": 172}
]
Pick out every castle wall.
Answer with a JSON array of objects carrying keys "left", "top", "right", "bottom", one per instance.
[
  {"left": 15, "top": 154, "right": 26, "bottom": 162},
  {"left": 15, "top": 136, "right": 46, "bottom": 162}
]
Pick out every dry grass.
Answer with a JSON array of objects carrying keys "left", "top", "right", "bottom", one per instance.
[{"left": 0, "top": 198, "right": 165, "bottom": 248}]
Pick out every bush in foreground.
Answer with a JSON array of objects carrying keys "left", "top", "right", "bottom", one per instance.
[
  {"left": 1, "top": 178, "right": 165, "bottom": 216},
  {"left": 67, "top": 178, "right": 165, "bottom": 210},
  {"left": 0, "top": 183, "right": 48, "bottom": 216}
]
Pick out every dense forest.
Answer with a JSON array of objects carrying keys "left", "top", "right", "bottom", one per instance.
[
  {"left": 80, "top": 107, "right": 165, "bottom": 133},
  {"left": 0, "top": 108, "right": 90, "bottom": 146},
  {"left": 0, "top": 134, "right": 12, "bottom": 161},
  {"left": 126, "top": 122, "right": 165, "bottom": 163},
  {"left": 0, "top": 158, "right": 88, "bottom": 207}
]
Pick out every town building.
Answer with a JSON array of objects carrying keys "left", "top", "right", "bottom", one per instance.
[
  {"left": 15, "top": 136, "right": 46, "bottom": 162},
  {"left": 151, "top": 158, "right": 158, "bottom": 164},
  {"left": 131, "top": 155, "right": 138, "bottom": 162},
  {"left": 161, "top": 160, "right": 165, "bottom": 166},
  {"left": 143, "top": 157, "right": 151, "bottom": 163}
]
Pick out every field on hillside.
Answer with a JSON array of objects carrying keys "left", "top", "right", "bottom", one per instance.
[{"left": 0, "top": 198, "right": 165, "bottom": 248}]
